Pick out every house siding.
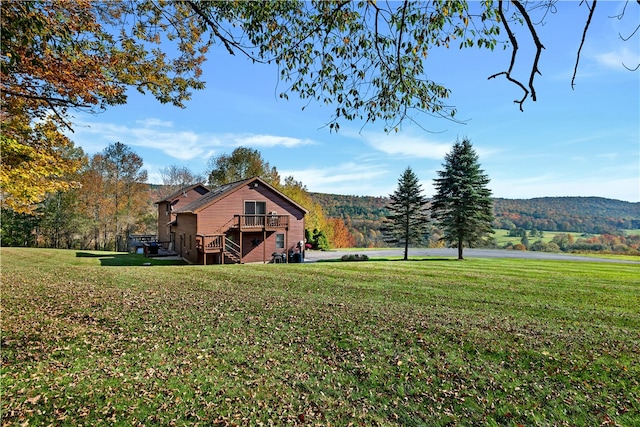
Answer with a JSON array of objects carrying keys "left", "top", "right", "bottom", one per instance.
[
  {"left": 197, "top": 182, "right": 305, "bottom": 263},
  {"left": 157, "top": 185, "right": 209, "bottom": 245},
  {"left": 164, "top": 179, "right": 306, "bottom": 264},
  {"left": 157, "top": 201, "right": 172, "bottom": 243},
  {"left": 173, "top": 213, "right": 198, "bottom": 264}
]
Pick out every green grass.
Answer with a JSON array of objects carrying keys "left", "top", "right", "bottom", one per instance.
[
  {"left": 491, "top": 229, "right": 568, "bottom": 246},
  {"left": 2, "top": 248, "right": 639, "bottom": 426},
  {"left": 492, "top": 228, "right": 640, "bottom": 247}
]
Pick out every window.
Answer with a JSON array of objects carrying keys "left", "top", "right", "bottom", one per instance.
[
  {"left": 276, "top": 233, "right": 285, "bottom": 249},
  {"left": 244, "top": 201, "right": 266, "bottom": 215}
]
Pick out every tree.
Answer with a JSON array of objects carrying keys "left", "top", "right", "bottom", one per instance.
[
  {"left": 0, "top": 208, "right": 39, "bottom": 247},
  {"left": 431, "top": 138, "right": 494, "bottom": 260},
  {"left": 307, "top": 228, "right": 330, "bottom": 251},
  {"left": 3, "top": 2, "right": 636, "bottom": 211},
  {"left": 1, "top": 1, "right": 209, "bottom": 210},
  {"left": 205, "top": 148, "right": 332, "bottom": 245},
  {"left": 277, "top": 176, "right": 329, "bottom": 243},
  {"left": 1, "top": 1, "right": 208, "bottom": 127},
  {"left": 328, "top": 217, "right": 356, "bottom": 248},
  {"left": 207, "top": 147, "right": 280, "bottom": 187},
  {"left": 5, "top": 1, "right": 635, "bottom": 134},
  {"left": 187, "top": 0, "right": 638, "bottom": 129},
  {"left": 97, "top": 142, "right": 149, "bottom": 251},
  {"left": 76, "top": 155, "right": 112, "bottom": 250},
  {"left": 159, "top": 164, "right": 206, "bottom": 197},
  {"left": 0, "top": 119, "right": 84, "bottom": 214},
  {"left": 383, "top": 167, "right": 429, "bottom": 260}
]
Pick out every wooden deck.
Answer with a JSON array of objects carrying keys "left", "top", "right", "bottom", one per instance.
[
  {"left": 235, "top": 214, "right": 289, "bottom": 231},
  {"left": 195, "top": 215, "right": 290, "bottom": 264}
]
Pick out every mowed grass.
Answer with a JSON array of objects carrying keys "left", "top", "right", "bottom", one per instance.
[{"left": 2, "top": 248, "right": 639, "bottom": 426}]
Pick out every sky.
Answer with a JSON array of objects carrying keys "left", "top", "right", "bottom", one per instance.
[{"left": 68, "top": 2, "right": 639, "bottom": 202}]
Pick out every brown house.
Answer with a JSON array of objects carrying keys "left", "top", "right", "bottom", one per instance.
[{"left": 161, "top": 177, "right": 307, "bottom": 265}]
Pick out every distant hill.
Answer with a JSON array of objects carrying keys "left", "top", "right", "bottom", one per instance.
[
  {"left": 492, "top": 197, "right": 640, "bottom": 233},
  {"left": 311, "top": 193, "right": 640, "bottom": 236}
]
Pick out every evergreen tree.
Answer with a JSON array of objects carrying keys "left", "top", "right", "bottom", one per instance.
[
  {"left": 383, "top": 167, "right": 429, "bottom": 260},
  {"left": 431, "top": 138, "right": 494, "bottom": 260}
]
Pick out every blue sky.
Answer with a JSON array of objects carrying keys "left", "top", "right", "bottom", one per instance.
[{"left": 69, "top": 2, "right": 639, "bottom": 202}]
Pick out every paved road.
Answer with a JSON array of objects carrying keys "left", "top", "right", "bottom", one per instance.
[{"left": 304, "top": 248, "right": 640, "bottom": 264}]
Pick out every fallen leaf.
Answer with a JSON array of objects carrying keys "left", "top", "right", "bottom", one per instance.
[{"left": 26, "top": 394, "right": 41, "bottom": 405}]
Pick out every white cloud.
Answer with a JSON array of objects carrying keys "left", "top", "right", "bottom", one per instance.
[
  {"left": 232, "top": 134, "right": 315, "bottom": 148},
  {"left": 70, "top": 117, "right": 315, "bottom": 161},
  {"left": 280, "top": 162, "right": 392, "bottom": 196},
  {"left": 363, "top": 133, "right": 452, "bottom": 160},
  {"left": 594, "top": 47, "right": 640, "bottom": 71},
  {"left": 135, "top": 118, "right": 173, "bottom": 128}
]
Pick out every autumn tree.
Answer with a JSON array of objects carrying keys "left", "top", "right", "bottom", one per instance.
[
  {"left": 279, "top": 176, "right": 328, "bottom": 237},
  {"left": 383, "top": 167, "right": 430, "bottom": 260},
  {"left": 1, "top": 1, "right": 209, "bottom": 211},
  {"left": 1, "top": 1, "right": 208, "bottom": 125},
  {"left": 159, "top": 164, "right": 206, "bottom": 198},
  {"left": 431, "top": 138, "right": 494, "bottom": 260},
  {"left": 86, "top": 143, "right": 149, "bottom": 251},
  {"left": 4, "top": 1, "right": 635, "bottom": 213},
  {"left": 329, "top": 217, "right": 357, "bottom": 248},
  {"left": 205, "top": 148, "right": 332, "bottom": 245},
  {"left": 207, "top": 147, "right": 280, "bottom": 187},
  {"left": 0, "top": 119, "right": 84, "bottom": 214}
]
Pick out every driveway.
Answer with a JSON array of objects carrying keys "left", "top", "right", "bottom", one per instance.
[{"left": 304, "top": 248, "right": 640, "bottom": 264}]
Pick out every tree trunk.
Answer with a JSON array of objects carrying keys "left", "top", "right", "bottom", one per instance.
[{"left": 457, "top": 238, "right": 464, "bottom": 260}]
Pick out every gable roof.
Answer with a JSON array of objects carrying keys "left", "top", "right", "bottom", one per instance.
[
  {"left": 174, "top": 176, "right": 308, "bottom": 215},
  {"left": 155, "top": 183, "right": 209, "bottom": 204}
]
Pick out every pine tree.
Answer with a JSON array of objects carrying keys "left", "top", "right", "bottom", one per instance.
[
  {"left": 431, "top": 138, "right": 494, "bottom": 260},
  {"left": 384, "top": 167, "right": 429, "bottom": 260}
]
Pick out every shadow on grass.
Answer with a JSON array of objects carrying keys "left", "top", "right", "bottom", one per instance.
[{"left": 76, "top": 252, "right": 186, "bottom": 266}]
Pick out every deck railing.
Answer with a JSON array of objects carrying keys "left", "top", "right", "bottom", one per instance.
[
  {"left": 236, "top": 214, "right": 289, "bottom": 230},
  {"left": 196, "top": 234, "right": 225, "bottom": 252}
]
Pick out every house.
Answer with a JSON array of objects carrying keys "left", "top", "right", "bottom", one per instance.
[
  {"left": 161, "top": 177, "right": 307, "bottom": 265},
  {"left": 155, "top": 183, "right": 210, "bottom": 250}
]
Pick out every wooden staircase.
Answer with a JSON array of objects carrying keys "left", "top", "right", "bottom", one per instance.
[{"left": 223, "top": 237, "right": 241, "bottom": 264}]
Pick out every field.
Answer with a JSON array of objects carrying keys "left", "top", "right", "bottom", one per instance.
[
  {"left": 2, "top": 248, "right": 639, "bottom": 426},
  {"left": 492, "top": 228, "right": 640, "bottom": 247},
  {"left": 491, "top": 229, "right": 587, "bottom": 247}
]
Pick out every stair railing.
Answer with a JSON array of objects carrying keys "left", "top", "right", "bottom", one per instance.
[{"left": 225, "top": 237, "right": 241, "bottom": 261}]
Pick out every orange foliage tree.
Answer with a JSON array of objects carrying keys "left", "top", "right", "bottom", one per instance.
[
  {"left": 328, "top": 217, "right": 356, "bottom": 248},
  {"left": 1, "top": 1, "right": 209, "bottom": 212}
]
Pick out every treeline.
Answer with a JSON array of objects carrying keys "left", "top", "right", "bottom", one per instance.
[
  {"left": 310, "top": 193, "right": 390, "bottom": 247},
  {"left": 311, "top": 193, "right": 640, "bottom": 251},
  {"left": 492, "top": 197, "right": 640, "bottom": 233},
  {"left": 1, "top": 145, "right": 351, "bottom": 252},
  {"left": 1, "top": 142, "right": 154, "bottom": 251}
]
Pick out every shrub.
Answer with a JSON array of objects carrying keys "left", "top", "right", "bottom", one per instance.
[{"left": 341, "top": 254, "right": 369, "bottom": 262}]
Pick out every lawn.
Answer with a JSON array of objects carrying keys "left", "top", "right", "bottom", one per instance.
[{"left": 2, "top": 248, "right": 639, "bottom": 426}]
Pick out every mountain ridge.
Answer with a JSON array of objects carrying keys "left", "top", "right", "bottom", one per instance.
[{"left": 311, "top": 193, "right": 640, "bottom": 235}]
